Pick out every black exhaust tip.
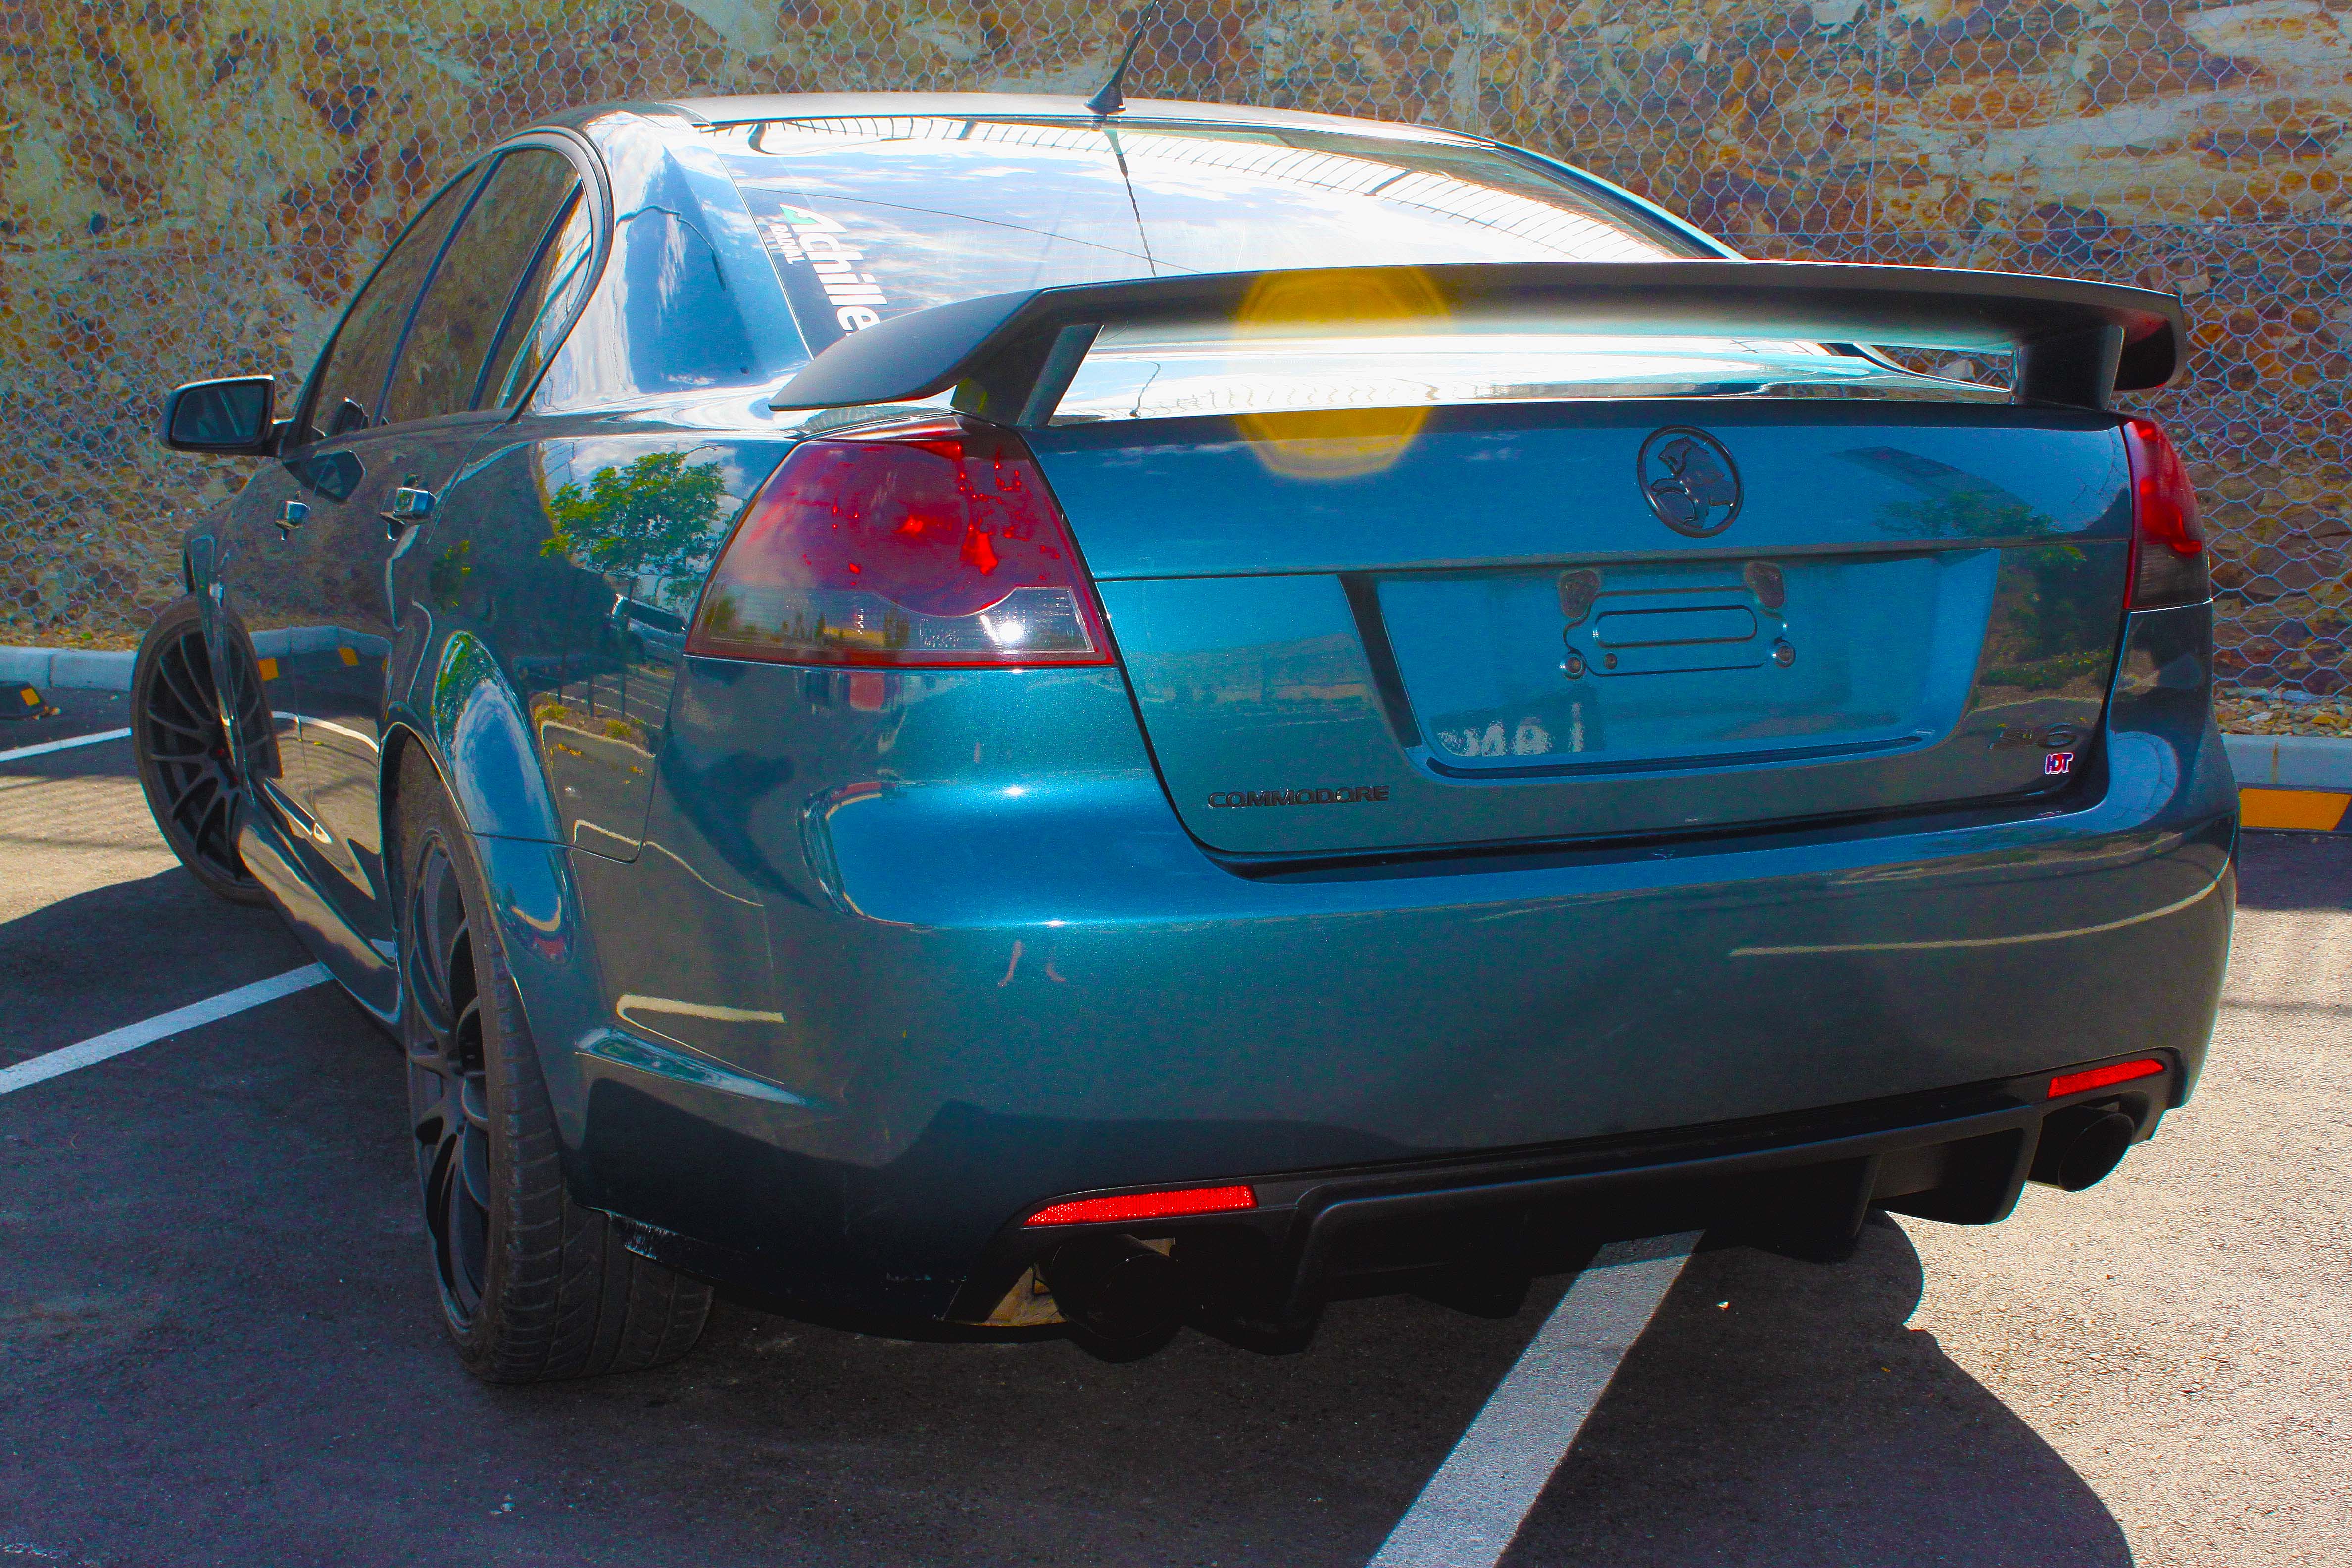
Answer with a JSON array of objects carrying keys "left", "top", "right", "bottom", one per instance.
[
  {"left": 2031, "top": 1106, "right": 2138, "bottom": 1192},
  {"left": 1040, "top": 1234, "right": 1184, "bottom": 1346}
]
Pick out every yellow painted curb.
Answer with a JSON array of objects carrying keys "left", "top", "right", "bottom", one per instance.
[{"left": 2240, "top": 787, "right": 2352, "bottom": 832}]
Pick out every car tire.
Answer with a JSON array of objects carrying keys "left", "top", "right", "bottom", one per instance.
[
  {"left": 130, "top": 597, "right": 270, "bottom": 906},
  {"left": 393, "top": 745, "right": 710, "bottom": 1381}
]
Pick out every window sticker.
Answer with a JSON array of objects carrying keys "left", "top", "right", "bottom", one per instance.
[{"left": 739, "top": 189, "right": 891, "bottom": 351}]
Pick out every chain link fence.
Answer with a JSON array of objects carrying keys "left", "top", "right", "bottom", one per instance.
[{"left": 4, "top": 0, "right": 2348, "bottom": 707}]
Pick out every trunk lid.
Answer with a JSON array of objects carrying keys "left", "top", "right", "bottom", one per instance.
[{"left": 1030, "top": 400, "right": 2132, "bottom": 856}]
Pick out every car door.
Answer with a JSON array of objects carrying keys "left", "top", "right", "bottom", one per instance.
[
  {"left": 196, "top": 436, "right": 305, "bottom": 848},
  {"left": 293, "top": 146, "right": 592, "bottom": 946},
  {"left": 253, "top": 163, "right": 489, "bottom": 989},
  {"left": 199, "top": 165, "right": 482, "bottom": 1007}
]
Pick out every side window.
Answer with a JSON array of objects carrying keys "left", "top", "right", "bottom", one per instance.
[
  {"left": 381, "top": 149, "right": 583, "bottom": 425},
  {"left": 478, "top": 189, "right": 595, "bottom": 410},
  {"left": 534, "top": 208, "right": 755, "bottom": 412},
  {"left": 301, "top": 173, "right": 476, "bottom": 442}
]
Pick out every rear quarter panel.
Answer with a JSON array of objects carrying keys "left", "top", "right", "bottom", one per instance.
[
  {"left": 403, "top": 417, "right": 790, "bottom": 858},
  {"left": 384, "top": 415, "right": 792, "bottom": 1150}
]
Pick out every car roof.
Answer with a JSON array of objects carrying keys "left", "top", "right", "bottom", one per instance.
[{"left": 543, "top": 92, "right": 1477, "bottom": 145}]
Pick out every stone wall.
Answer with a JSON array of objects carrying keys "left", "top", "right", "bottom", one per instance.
[{"left": 4, "top": 0, "right": 2348, "bottom": 691}]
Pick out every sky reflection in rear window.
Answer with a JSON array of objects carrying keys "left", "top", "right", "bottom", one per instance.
[{"left": 715, "top": 117, "right": 1698, "bottom": 352}]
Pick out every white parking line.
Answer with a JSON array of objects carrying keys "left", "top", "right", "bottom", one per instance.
[
  {"left": 0, "top": 727, "right": 133, "bottom": 765},
  {"left": 0, "top": 965, "right": 331, "bottom": 1097},
  {"left": 1369, "top": 1230, "right": 1702, "bottom": 1568}
]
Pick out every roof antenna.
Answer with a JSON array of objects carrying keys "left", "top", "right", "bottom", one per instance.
[{"left": 1085, "top": 0, "right": 1159, "bottom": 118}]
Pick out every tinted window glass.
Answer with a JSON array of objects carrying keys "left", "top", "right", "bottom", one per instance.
[
  {"left": 477, "top": 189, "right": 592, "bottom": 409},
  {"left": 533, "top": 207, "right": 756, "bottom": 412},
  {"left": 1118, "top": 127, "right": 1691, "bottom": 273},
  {"left": 302, "top": 174, "right": 476, "bottom": 441},
  {"left": 383, "top": 149, "right": 582, "bottom": 424},
  {"left": 715, "top": 118, "right": 1701, "bottom": 355}
]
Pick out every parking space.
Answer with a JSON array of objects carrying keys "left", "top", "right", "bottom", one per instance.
[{"left": 2, "top": 705, "right": 2347, "bottom": 1568}]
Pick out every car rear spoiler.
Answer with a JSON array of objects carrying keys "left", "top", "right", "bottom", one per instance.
[{"left": 768, "top": 260, "right": 2184, "bottom": 424}]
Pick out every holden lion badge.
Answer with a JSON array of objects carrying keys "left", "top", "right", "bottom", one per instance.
[{"left": 1637, "top": 427, "right": 1743, "bottom": 537}]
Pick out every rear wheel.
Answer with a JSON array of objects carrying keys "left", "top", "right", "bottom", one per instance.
[
  {"left": 130, "top": 598, "right": 267, "bottom": 905},
  {"left": 394, "top": 747, "right": 710, "bottom": 1381}
]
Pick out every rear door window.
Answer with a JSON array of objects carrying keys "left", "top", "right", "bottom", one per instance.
[
  {"left": 300, "top": 172, "right": 477, "bottom": 441},
  {"left": 477, "top": 189, "right": 594, "bottom": 409},
  {"left": 382, "top": 148, "right": 583, "bottom": 424}
]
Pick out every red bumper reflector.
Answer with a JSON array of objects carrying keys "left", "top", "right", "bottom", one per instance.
[
  {"left": 2047, "top": 1059, "right": 2164, "bottom": 1099},
  {"left": 1023, "top": 1185, "right": 1258, "bottom": 1228}
]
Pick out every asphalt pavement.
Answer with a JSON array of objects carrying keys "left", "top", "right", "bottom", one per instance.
[{"left": 1, "top": 690, "right": 2346, "bottom": 1568}]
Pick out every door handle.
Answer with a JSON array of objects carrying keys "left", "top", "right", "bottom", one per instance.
[
  {"left": 382, "top": 484, "right": 436, "bottom": 539},
  {"left": 385, "top": 486, "right": 436, "bottom": 521}
]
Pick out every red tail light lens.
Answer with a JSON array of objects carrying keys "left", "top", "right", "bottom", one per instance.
[
  {"left": 687, "top": 419, "right": 1110, "bottom": 667},
  {"left": 2047, "top": 1058, "right": 2164, "bottom": 1098},
  {"left": 2120, "top": 417, "right": 2208, "bottom": 610},
  {"left": 1024, "top": 1185, "right": 1259, "bottom": 1227}
]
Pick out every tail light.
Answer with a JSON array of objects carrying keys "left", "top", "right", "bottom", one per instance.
[
  {"left": 687, "top": 418, "right": 1111, "bottom": 668},
  {"left": 2120, "top": 417, "right": 2208, "bottom": 609}
]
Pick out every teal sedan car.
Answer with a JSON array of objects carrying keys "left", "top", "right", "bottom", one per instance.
[{"left": 141, "top": 92, "right": 2230, "bottom": 1378}]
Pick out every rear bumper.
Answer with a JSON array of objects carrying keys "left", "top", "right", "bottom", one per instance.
[
  {"left": 570, "top": 603, "right": 2233, "bottom": 1323},
  {"left": 953, "top": 1049, "right": 2180, "bottom": 1329},
  {"left": 609, "top": 1049, "right": 2182, "bottom": 1329}
]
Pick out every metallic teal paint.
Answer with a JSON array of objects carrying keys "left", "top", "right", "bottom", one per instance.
[
  {"left": 1023, "top": 402, "right": 2128, "bottom": 579},
  {"left": 549, "top": 600, "right": 2228, "bottom": 1321},
  {"left": 423, "top": 632, "right": 563, "bottom": 844},
  {"left": 166, "top": 101, "right": 2235, "bottom": 1330}
]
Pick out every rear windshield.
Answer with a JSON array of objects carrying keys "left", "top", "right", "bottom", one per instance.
[{"left": 710, "top": 118, "right": 1708, "bottom": 355}]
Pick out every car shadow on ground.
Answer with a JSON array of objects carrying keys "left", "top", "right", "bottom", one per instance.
[
  {"left": 6, "top": 966, "right": 2134, "bottom": 1567},
  {"left": 0, "top": 766, "right": 2151, "bottom": 1566},
  {"left": 436, "top": 1215, "right": 2132, "bottom": 1568},
  {"left": 1507, "top": 1216, "right": 2131, "bottom": 1567},
  {"left": 2236, "top": 830, "right": 2352, "bottom": 911},
  {"left": 0, "top": 865, "right": 310, "bottom": 1062}
]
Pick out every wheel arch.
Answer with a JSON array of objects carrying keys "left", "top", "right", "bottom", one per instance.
[
  {"left": 385, "top": 726, "right": 709, "bottom": 1374},
  {"left": 396, "top": 629, "right": 565, "bottom": 844},
  {"left": 381, "top": 649, "right": 610, "bottom": 1170}
]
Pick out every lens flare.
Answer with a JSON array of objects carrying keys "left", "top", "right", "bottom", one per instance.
[{"left": 1231, "top": 268, "right": 1446, "bottom": 480}]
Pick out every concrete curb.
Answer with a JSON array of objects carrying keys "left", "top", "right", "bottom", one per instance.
[
  {"left": 0, "top": 630, "right": 393, "bottom": 698},
  {"left": 2222, "top": 735, "right": 2352, "bottom": 833},
  {"left": 0, "top": 646, "right": 136, "bottom": 692},
  {"left": 2222, "top": 733, "right": 2352, "bottom": 791}
]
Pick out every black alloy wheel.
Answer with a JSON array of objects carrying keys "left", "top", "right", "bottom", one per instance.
[
  {"left": 130, "top": 597, "right": 269, "bottom": 904},
  {"left": 392, "top": 747, "right": 711, "bottom": 1380},
  {"left": 403, "top": 825, "right": 493, "bottom": 1327}
]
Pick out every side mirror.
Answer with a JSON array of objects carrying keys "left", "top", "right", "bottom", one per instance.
[{"left": 161, "top": 377, "right": 277, "bottom": 455}]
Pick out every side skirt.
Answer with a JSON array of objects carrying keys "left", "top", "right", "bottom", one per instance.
[{"left": 237, "top": 800, "right": 400, "bottom": 1027}]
